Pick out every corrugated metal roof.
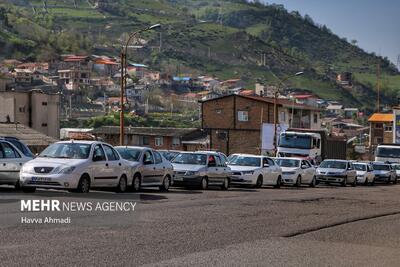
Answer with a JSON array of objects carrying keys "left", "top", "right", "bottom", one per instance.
[
  {"left": 0, "top": 123, "right": 57, "bottom": 146},
  {"left": 368, "top": 113, "right": 393, "bottom": 122}
]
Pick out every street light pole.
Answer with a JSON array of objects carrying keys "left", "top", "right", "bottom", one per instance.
[
  {"left": 272, "top": 71, "right": 304, "bottom": 155},
  {"left": 120, "top": 24, "right": 161, "bottom": 145}
]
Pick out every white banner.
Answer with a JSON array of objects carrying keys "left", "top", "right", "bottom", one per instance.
[{"left": 261, "top": 123, "right": 289, "bottom": 150}]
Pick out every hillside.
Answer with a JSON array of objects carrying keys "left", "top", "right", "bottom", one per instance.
[{"left": 1, "top": 0, "right": 399, "bottom": 113}]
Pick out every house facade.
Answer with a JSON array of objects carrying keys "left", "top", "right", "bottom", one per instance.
[
  {"left": 368, "top": 113, "right": 393, "bottom": 146},
  {"left": 0, "top": 90, "right": 61, "bottom": 138},
  {"left": 201, "top": 94, "right": 321, "bottom": 155}
]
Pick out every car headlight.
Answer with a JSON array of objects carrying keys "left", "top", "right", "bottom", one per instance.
[
  {"left": 185, "top": 171, "right": 199, "bottom": 176},
  {"left": 21, "top": 165, "right": 34, "bottom": 174},
  {"left": 242, "top": 171, "right": 254, "bottom": 175},
  {"left": 59, "top": 166, "right": 76, "bottom": 174}
]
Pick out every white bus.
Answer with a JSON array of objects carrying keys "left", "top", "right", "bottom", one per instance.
[{"left": 375, "top": 144, "right": 400, "bottom": 163}]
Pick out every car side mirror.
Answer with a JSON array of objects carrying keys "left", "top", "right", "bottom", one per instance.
[
  {"left": 263, "top": 163, "right": 269, "bottom": 168},
  {"left": 93, "top": 155, "right": 103, "bottom": 162},
  {"left": 208, "top": 162, "right": 216, "bottom": 167},
  {"left": 301, "top": 165, "right": 307, "bottom": 169}
]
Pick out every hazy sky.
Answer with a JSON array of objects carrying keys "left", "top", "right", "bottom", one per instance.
[{"left": 263, "top": 0, "right": 400, "bottom": 66}]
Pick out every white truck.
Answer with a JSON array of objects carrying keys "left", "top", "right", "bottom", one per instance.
[
  {"left": 277, "top": 129, "right": 347, "bottom": 164},
  {"left": 375, "top": 144, "right": 400, "bottom": 163}
]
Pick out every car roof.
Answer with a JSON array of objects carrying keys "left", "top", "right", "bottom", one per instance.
[
  {"left": 322, "top": 159, "right": 348, "bottom": 162},
  {"left": 275, "top": 157, "right": 303, "bottom": 160},
  {"left": 230, "top": 153, "right": 265, "bottom": 158},
  {"left": 115, "top": 146, "right": 150, "bottom": 150},
  {"left": 57, "top": 140, "right": 106, "bottom": 145}
]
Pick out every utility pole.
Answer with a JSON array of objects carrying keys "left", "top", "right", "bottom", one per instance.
[{"left": 377, "top": 62, "right": 380, "bottom": 112}]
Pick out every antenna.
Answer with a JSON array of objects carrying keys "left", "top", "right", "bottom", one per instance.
[{"left": 397, "top": 54, "right": 400, "bottom": 71}]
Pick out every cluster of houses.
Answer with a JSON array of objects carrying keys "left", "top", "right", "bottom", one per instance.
[{"left": 0, "top": 55, "right": 387, "bottom": 159}]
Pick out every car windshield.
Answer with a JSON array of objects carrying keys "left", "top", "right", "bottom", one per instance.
[
  {"left": 159, "top": 151, "right": 179, "bottom": 161},
  {"left": 116, "top": 148, "right": 142, "bottom": 162},
  {"left": 8, "top": 139, "right": 34, "bottom": 157},
  {"left": 353, "top": 164, "right": 367, "bottom": 171},
  {"left": 275, "top": 159, "right": 300, "bottom": 168},
  {"left": 228, "top": 156, "right": 261, "bottom": 167},
  {"left": 319, "top": 160, "right": 347, "bottom": 169},
  {"left": 39, "top": 143, "right": 91, "bottom": 159},
  {"left": 279, "top": 134, "right": 312, "bottom": 149},
  {"left": 172, "top": 153, "right": 207, "bottom": 165},
  {"left": 373, "top": 164, "right": 390, "bottom": 171},
  {"left": 392, "top": 165, "right": 400, "bottom": 170},
  {"left": 376, "top": 147, "right": 400, "bottom": 158}
]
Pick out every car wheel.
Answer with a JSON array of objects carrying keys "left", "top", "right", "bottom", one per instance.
[
  {"left": 387, "top": 177, "right": 391, "bottom": 184},
  {"left": 21, "top": 187, "right": 36, "bottom": 193},
  {"left": 116, "top": 176, "right": 127, "bottom": 193},
  {"left": 310, "top": 176, "right": 316, "bottom": 188},
  {"left": 76, "top": 175, "right": 90, "bottom": 193},
  {"left": 370, "top": 178, "right": 375, "bottom": 186},
  {"left": 273, "top": 176, "right": 282, "bottom": 189},
  {"left": 295, "top": 175, "right": 301, "bottom": 187},
  {"left": 15, "top": 181, "right": 21, "bottom": 190},
  {"left": 160, "top": 176, "right": 170, "bottom": 192},
  {"left": 132, "top": 174, "right": 141, "bottom": 192},
  {"left": 221, "top": 177, "right": 229, "bottom": 190},
  {"left": 200, "top": 177, "right": 208, "bottom": 190},
  {"left": 255, "top": 176, "right": 263, "bottom": 188},
  {"left": 341, "top": 177, "right": 347, "bottom": 187},
  {"left": 364, "top": 177, "right": 369, "bottom": 186},
  {"left": 394, "top": 177, "right": 398, "bottom": 184},
  {"left": 352, "top": 176, "right": 357, "bottom": 187}
]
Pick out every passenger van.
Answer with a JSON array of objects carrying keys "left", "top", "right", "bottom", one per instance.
[{"left": 375, "top": 144, "right": 400, "bottom": 163}]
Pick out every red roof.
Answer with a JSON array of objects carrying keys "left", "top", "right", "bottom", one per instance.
[
  {"left": 239, "top": 90, "right": 254, "bottom": 96},
  {"left": 95, "top": 59, "right": 118, "bottom": 65},
  {"left": 63, "top": 55, "right": 89, "bottom": 62},
  {"left": 292, "top": 94, "right": 317, "bottom": 99}
]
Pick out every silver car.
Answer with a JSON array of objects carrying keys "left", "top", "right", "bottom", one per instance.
[
  {"left": 372, "top": 162, "right": 397, "bottom": 184},
  {"left": 316, "top": 159, "right": 357, "bottom": 186},
  {"left": 0, "top": 140, "right": 33, "bottom": 188},
  {"left": 172, "top": 151, "right": 231, "bottom": 190},
  {"left": 115, "top": 146, "right": 174, "bottom": 191}
]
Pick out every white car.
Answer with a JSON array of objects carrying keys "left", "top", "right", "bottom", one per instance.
[
  {"left": 115, "top": 146, "right": 174, "bottom": 191},
  {"left": 20, "top": 141, "right": 130, "bottom": 193},
  {"left": 353, "top": 162, "right": 375, "bottom": 185},
  {"left": 228, "top": 154, "right": 282, "bottom": 188},
  {"left": 0, "top": 140, "right": 33, "bottom": 189},
  {"left": 391, "top": 164, "right": 400, "bottom": 181},
  {"left": 275, "top": 157, "right": 316, "bottom": 187}
]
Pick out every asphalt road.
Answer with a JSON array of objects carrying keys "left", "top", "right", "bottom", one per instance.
[{"left": 2, "top": 183, "right": 400, "bottom": 267}]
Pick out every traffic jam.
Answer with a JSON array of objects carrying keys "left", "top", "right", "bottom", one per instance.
[{"left": 1, "top": 129, "right": 400, "bottom": 194}]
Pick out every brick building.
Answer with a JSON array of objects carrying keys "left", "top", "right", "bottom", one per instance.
[
  {"left": 201, "top": 94, "right": 321, "bottom": 155},
  {"left": 90, "top": 126, "right": 208, "bottom": 151},
  {"left": 368, "top": 113, "right": 393, "bottom": 146}
]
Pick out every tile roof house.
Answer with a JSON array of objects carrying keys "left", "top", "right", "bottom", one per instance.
[{"left": 368, "top": 113, "right": 393, "bottom": 146}]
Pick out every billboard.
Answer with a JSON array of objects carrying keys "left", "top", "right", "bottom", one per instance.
[{"left": 394, "top": 109, "right": 400, "bottom": 144}]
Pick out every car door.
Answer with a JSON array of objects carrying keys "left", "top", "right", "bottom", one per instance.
[
  {"left": 347, "top": 162, "right": 356, "bottom": 182},
  {"left": 153, "top": 150, "right": 166, "bottom": 185},
  {"left": 0, "top": 142, "right": 24, "bottom": 185},
  {"left": 103, "top": 144, "right": 123, "bottom": 186},
  {"left": 266, "top": 158, "right": 279, "bottom": 184},
  {"left": 214, "top": 155, "right": 229, "bottom": 185},
  {"left": 206, "top": 154, "right": 219, "bottom": 185},
  {"left": 301, "top": 160, "right": 314, "bottom": 183},
  {"left": 91, "top": 144, "right": 109, "bottom": 187},
  {"left": 142, "top": 149, "right": 158, "bottom": 185}
]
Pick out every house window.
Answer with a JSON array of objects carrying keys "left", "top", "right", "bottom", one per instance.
[
  {"left": 41, "top": 123, "right": 47, "bottom": 127},
  {"left": 42, "top": 102, "right": 47, "bottom": 106},
  {"left": 313, "top": 114, "right": 318, "bottom": 124},
  {"left": 384, "top": 124, "right": 392, "bottom": 132},
  {"left": 139, "top": 136, "right": 149, "bottom": 146},
  {"left": 375, "top": 123, "right": 383, "bottom": 129},
  {"left": 238, "top": 111, "right": 248, "bottom": 122},
  {"left": 216, "top": 109, "right": 222, "bottom": 114},
  {"left": 279, "top": 111, "right": 286, "bottom": 123},
  {"left": 155, "top": 137, "right": 163, "bottom": 147},
  {"left": 172, "top": 137, "right": 180, "bottom": 146}
]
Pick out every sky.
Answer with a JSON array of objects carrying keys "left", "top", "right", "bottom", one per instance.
[{"left": 262, "top": 0, "right": 400, "bottom": 67}]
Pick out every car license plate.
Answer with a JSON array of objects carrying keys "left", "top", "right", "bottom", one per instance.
[{"left": 31, "top": 177, "right": 51, "bottom": 182}]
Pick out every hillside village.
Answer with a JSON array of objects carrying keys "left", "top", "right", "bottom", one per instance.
[{"left": 0, "top": 53, "right": 386, "bottom": 159}]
